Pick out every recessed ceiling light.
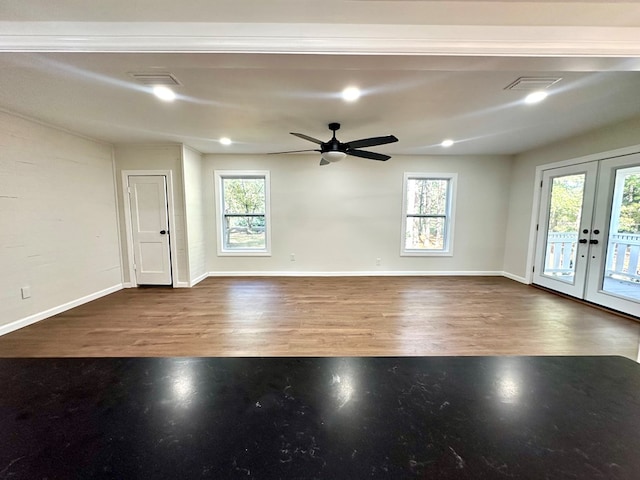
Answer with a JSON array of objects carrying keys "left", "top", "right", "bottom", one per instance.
[
  {"left": 524, "top": 90, "right": 548, "bottom": 104},
  {"left": 342, "top": 86, "right": 361, "bottom": 102},
  {"left": 152, "top": 85, "right": 176, "bottom": 102},
  {"left": 220, "top": 137, "right": 232, "bottom": 146},
  {"left": 441, "top": 139, "right": 454, "bottom": 147}
]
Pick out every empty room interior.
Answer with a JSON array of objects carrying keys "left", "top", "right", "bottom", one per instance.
[{"left": 1, "top": 1, "right": 640, "bottom": 477}]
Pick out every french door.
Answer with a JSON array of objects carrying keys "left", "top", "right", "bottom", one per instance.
[
  {"left": 534, "top": 155, "right": 640, "bottom": 317},
  {"left": 586, "top": 155, "right": 640, "bottom": 314}
]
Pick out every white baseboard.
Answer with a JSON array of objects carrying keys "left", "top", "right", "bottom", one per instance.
[
  {"left": 122, "top": 282, "right": 134, "bottom": 288},
  {"left": 207, "top": 270, "right": 504, "bottom": 277},
  {"left": 501, "top": 272, "right": 529, "bottom": 284},
  {"left": 0, "top": 284, "right": 123, "bottom": 337},
  {"left": 189, "top": 272, "right": 209, "bottom": 287},
  {"left": 175, "top": 281, "right": 191, "bottom": 288}
]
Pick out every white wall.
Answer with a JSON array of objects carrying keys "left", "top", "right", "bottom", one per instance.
[
  {"left": 0, "top": 110, "right": 121, "bottom": 331},
  {"left": 503, "top": 114, "right": 640, "bottom": 280},
  {"left": 113, "top": 144, "right": 189, "bottom": 285},
  {"left": 204, "top": 153, "right": 512, "bottom": 274},
  {"left": 182, "top": 146, "right": 207, "bottom": 284}
]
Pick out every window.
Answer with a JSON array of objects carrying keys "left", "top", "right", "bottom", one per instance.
[
  {"left": 214, "top": 171, "right": 271, "bottom": 256},
  {"left": 401, "top": 173, "right": 457, "bottom": 256}
]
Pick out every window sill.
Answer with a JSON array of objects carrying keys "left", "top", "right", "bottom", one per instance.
[
  {"left": 217, "top": 251, "right": 272, "bottom": 257},
  {"left": 401, "top": 250, "right": 453, "bottom": 257}
]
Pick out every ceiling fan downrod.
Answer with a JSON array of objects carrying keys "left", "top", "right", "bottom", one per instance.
[{"left": 324, "top": 123, "right": 342, "bottom": 152}]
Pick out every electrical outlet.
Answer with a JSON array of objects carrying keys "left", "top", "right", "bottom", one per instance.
[
  {"left": 21, "top": 286, "right": 31, "bottom": 299},
  {"left": 290, "top": 253, "right": 296, "bottom": 262},
  {"left": 376, "top": 258, "right": 381, "bottom": 266}
]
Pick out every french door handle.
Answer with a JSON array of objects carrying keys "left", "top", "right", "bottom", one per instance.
[
  {"left": 589, "top": 239, "right": 599, "bottom": 245},
  {"left": 160, "top": 230, "right": 167, "bottom": 235},
  {"left": 578, "top": 238, "right": 588, "bottom": 244}
]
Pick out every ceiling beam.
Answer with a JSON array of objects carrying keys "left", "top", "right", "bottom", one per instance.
[{"left": 1, "top": 22, "right": 640, "bottom": 57}]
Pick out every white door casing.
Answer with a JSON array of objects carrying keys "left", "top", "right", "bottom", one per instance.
[{"left": 125, "top": 174, "right": 173, "bottom": 286}]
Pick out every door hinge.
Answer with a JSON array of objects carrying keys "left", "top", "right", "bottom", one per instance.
[
  {"left": 536, "top": 224, "right": 539, "bottom": 231},
  {"left": 133, "top": 263, "right": 136, "bottom": 271},
  {"left": 532, "top": 266, "right": 535, "bottom": 273},
  {"left": 540, "top": 180, "right": 543, "bottom": 188},
  {"left": 127, "top": 186, "right": 131, "bottom": 194}
]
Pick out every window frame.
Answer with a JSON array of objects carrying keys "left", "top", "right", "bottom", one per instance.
[
  {"left": 401, "top": 172, "right": 457, "bottom": 257},
  {"left": 214, "top": 170, "right": 271, "bottom": 256}
]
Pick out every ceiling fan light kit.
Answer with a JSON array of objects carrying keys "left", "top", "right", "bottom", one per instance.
[
  {"left": 275, "top": 122, "right": 398, "bottom": 166},
  {"left": 321, "top": 151, "right": 347, "bottom": 163}
]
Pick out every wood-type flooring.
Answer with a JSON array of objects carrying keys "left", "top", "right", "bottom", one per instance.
[{"left": 1, "top": 276, "right": 638, "bottom": 358}]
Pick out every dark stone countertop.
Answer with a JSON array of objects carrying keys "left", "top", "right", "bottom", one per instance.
[{"left": 1, "top": 356, "right": 639, "bottom": 479}]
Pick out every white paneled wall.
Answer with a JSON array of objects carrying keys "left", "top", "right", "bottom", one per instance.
[
  {"left": 182, "top": 146, "right": 207, "bottom": 285},
  {"left": 0, "top": 111, "right": 121, "bottom": 332}
]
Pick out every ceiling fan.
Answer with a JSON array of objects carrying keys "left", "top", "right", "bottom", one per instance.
[{"left": 274, "top": 123, "right": 399, "bottom": 165}]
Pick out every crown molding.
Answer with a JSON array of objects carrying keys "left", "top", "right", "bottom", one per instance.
[{"left": 1, "top": 22, "right": 640, "bottom": 56}]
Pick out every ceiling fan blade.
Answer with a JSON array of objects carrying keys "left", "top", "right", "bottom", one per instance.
[
  {"left": 269, "top": 149, "right": 321, "bottom": 154},
  {"left": 291, "top": 132, "right": 324, "bottom": 145},
  {"left": 319, "top": 158, "right": 330, "bottom": 166},
  {"left": 346, "top": 135, "right": 398, "bottom": 149},
  {"left": 347, "top": 149, "right": 391, "bottom": 161}
]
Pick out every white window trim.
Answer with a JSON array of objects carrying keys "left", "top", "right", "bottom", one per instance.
[
  {"left": 401, "top": 172, "right": 457, "bottom": 257},
  {"left": 214, "top": 170, "right": 272, "bottom": 257}
]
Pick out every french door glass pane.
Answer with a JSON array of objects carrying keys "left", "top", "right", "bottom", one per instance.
[
  {"left": 405, "top": 217, "right": 445, "bottom": 250},
  {"left": 602, "top": 167, "right": 640, "bottom": 301},
  {"left": 542, "top": 174, "right": 586, "bottom": 283}
]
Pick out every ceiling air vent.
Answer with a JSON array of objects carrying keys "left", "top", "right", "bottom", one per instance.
[
  {"left": 504, "top": 77, "right": 562, "bottom": 91},
  {"left": 129, "top": 72, "right": 182, "bottom": 86}
]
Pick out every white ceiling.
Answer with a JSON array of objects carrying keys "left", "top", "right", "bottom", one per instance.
[{"left": 1, "top": 0, "right": 639, "bottom": 156}]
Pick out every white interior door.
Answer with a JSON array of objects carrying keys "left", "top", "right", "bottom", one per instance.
[
  {"left": 128, "top": 175, "right": 172, "bottom": 285},
  {"left": 585, "top": 154, "right": 640, "bottom": 315},
  {"left": 533, "top": 162, "right": 598, "bottom": 298}
]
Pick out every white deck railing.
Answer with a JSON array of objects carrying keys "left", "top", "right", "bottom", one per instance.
[
  {"left": 606, "top": 233, "right": 640, "bottom": 282},
  {"left": 544, "top": 232, "right": 578, "bottom": 274},
  {"left": 544, "top": 232, "right": 640, "bottom": 282}
]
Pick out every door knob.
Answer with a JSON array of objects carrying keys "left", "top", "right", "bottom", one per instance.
[
  {"left": 578, "top": 239, "right": 588, "bottom": 244},
  {"left": 160, "top": 230, "right": 167, "bottom": 235},
  {"left": 589, "top": 239, "right": 599, "bottom": 245}
]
